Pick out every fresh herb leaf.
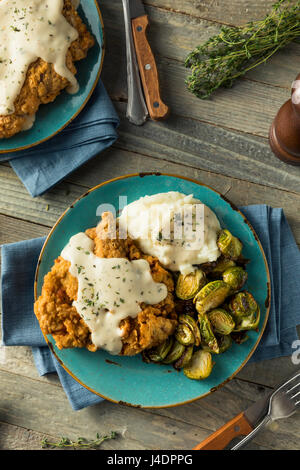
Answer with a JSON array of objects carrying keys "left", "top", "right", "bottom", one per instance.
[{"left": 185, "top": 0, "right": 300, "bottom": 99}]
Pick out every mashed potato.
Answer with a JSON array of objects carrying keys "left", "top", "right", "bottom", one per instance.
[{"left": 119, "top": 192, "right": 221, "bottom": 275}]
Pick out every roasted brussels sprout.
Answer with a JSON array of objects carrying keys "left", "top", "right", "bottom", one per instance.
[
  {"left": 198, "top": 312, "right": 219, "bottom": 354},
  {"left": 162, "top": 340, "right": 186, "bottom": 364},
  {"left": 175, "top": 269, "right": 206, "bottom": 300},
  {"left": 146, "top": 336, "right": 174, "bottom": 362},
  {"left": 174, "top": 345, "right": 194, "bottom": 369},
  {"left": 183, "top": 350, "right": 214, "bottom": 380},
  {"left": 229, "top": 291, "right": 258, "bottom": 319},
  {"left": 178, "top": 314, "right": 201, "bottom": 346},
  {"left": 222, "top": 266, "right": 248, "bottom": 293},
  {"left": 210, "top": 257, "right": 236, "bottom": 277},
  {"left": 175, "top": 323, "right": 195, "bottom": 346},
  {"left": 194, "top": 280, "right": 230, "bottom": 314},
  {"left": 207, "top": 308, "right": 235, "bottom": 335},
  {"left": 217, "top": 229, "right": 243, "bottom": 260},
  {"left": 233, "top": 306, "right": 260, "bottom": 332}
]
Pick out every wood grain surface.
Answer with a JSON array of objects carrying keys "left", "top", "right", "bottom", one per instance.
[{"left": 0, "top": 0, "right": 299, "bottom": 450}]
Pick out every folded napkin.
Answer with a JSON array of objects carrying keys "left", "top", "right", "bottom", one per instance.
[
  {"left": 0, "top": 81, "right": 119, "bottom": 197},
  {"left": 1, "top": 205, "right": 300, "bottom": 410}
]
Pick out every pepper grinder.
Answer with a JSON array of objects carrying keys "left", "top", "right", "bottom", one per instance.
[{"left": 269, "top": 73, "right": 300, "bottom": 165}]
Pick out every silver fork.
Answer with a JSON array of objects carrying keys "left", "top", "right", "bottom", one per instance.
[{"left": 231, "top": 370, "right": 300, "bottom": 450}]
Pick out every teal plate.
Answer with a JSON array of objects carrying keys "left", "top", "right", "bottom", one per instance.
[
  {"left": 35, "top": 174, "right": 271, "bottom": 408},
  {"left": 0, "top": 0, "right": 104, "bottom": 154}
]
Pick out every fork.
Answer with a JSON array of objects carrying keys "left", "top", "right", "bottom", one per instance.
[{"left": 231, "top": 371, "right": 300, "bottom": 450}]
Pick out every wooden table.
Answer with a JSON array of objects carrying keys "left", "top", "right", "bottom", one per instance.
[{"left": 0, "top": 0, "right": 300, "bottom": 451}]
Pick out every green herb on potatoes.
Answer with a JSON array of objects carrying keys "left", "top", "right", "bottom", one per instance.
[{"left": 185, "top": 0, "right": 300, "bottom": 99}]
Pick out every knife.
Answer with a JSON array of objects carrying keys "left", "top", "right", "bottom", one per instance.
[
  {"left": 193, "top": 389, "right": 272, "bottom": 450},
  {"left": 124, "top": 0, "right": 169, "bottom": 123},
  {"left": 122, "top": 0, "right": 149, "bottom": 125}
]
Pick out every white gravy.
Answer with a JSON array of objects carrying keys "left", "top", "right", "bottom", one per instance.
[
  {"left": 119, "top": 192, "right": 221, "bottom": 275},
  {"left": 0, "top": 0, "right": 79, "bottom": 116},
  {"left": 61, "top": 232, "right": 168, "bottom": 355}
]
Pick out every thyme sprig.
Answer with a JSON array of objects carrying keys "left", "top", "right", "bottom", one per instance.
[
  {"left": 185, "top": 0, "right": 300, "bottom": 99},
  {"left": 41, "top": 431, "right": 117, "bottom": 450}
]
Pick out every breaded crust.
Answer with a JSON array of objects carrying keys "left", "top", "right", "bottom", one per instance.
[
  {"left": 34, "top": 213, "right": 178, "bottom": 355},
  {"left": 0, "top": 0, "right": 95, "bottom": 139}
]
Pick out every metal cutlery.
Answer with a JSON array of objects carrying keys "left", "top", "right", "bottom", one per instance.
[
  {"left": 231, "top": 370, "right": 300, "bottom": 450},
  {"left": 193, "top": 368, "right": 300, "bottom": 450},
  {"left": 121, "top": 0, "right": 169, "bottom": 125}
]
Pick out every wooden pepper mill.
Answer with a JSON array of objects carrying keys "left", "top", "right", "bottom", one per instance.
[{"left": 269, "top": 73, "right": 300, "bottom": 165}]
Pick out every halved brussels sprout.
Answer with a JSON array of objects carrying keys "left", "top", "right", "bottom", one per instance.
[
  {"left": 174, "top": 345, "right": 194, "bottom": 369},
  {"left": 207, "top": 308, "right": 235, "bottom": 335},
  {"left": 217, "top": 229, "right": 243, "bottom": 260},
  {"left": 198, "top": 312, "right": 219, "bottom": 354},
  {"left": 178, "top": 314, "right": 201, "bottom": 346},
  {"left": 222, "top": 266, "right": 248, "bottom": 293},
  {"left": 210, "top": 257, "right": 236, "bottom": 277},
  {"left": 183, "top": 350, "right": 214, "bottom": 380},
  {"left": 229, "top": 291, "right": 258, "bottom": 319},
  {"left": 233, "top": 306, "right": 260, "bottom": 332},
  {"left": 175, "top": 323, "right": 195, "bottom": 346},
  {"left": 162, "top": 340, "right": 186, "bottom": 364},
  {"left": 175, "top": 269, "right": 206, "bottom": 300},
  {"left": 146, "top": 336, "right": 174, "bottom": 362},
  {"left": 194, "top": 280, "right": 230, "bottom": 314}
]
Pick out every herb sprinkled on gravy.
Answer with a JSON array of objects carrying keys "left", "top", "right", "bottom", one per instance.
[
  {"left": 61, "top": 232, "right": 168, "bottom": 354},
  {"left": 0, "top": 0, "right": 79, "bottom": 116}
]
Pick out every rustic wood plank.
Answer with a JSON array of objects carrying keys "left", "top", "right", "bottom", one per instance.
[
  {"left": 102, "top": 0, "right": 300, "bottom": 89},
  {"left": 1, "top": 149, "right": 299, "bottom": 243},
  {"left": 0, "top": 366, "right": 298, "bottom": 450},
  {"left": 0, "top": 422, "right": 51, "bottom": 451},
  {"left": 143, "top": 0, "right": 293, "bottom": 26},
  {"left": 112, "top": 103, "right": 300, "bottom": 194}
]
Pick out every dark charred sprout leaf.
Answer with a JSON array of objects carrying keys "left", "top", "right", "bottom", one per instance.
[
  {"left": 162, "top": 339, "right": 186, "bottom": 364},
  {"left": 174, "top": 345, "right": 194, "bottom": 369},
  {"left": 229, "top": 290, "right": 258, "bottom": 319},
  {"left": 217, "top": 229, "right": 243, "bottom": 260},
  {"left": 146, "top": 336, "right": 174, "bottom": 362},
  {"left": 198, "top": 312, "right": 219, "bottom": 354},
  {"left": 222, "top": 266, "right": 248, "bottom": 293},
  {"left": 201, "top": 334, "right": 232, "bottom": 354},
  {"left": 207, "top": 308, "right": 235, "bottom": 335},
  {"left": 175, "top": 298, "right": 196, "bottom": 317},
  {"left": 217, "top": 334, "right": 232, "bottom": 353},
  {"left": 175, "top": 269, "right": 206, "bottom": 300},
  {"left": 231, "top": 330, "right": 249, "bottom": 344},
  {"left": 209, "top": 256, "right": 236, "bottom": 277},
  {"left": 183, "top": 350, "right": 214, "bottom": 380},
  {"left": 175, "top": 323, "right": 195, "bottom": 346},
  {"left": 194, "top": 280, "right": 230, "bottom": 314},
  {"left": 178, "top": 314, "right": 201, "bottom": 346}
]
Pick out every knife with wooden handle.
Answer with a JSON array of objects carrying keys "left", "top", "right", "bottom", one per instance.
[
  {"left": 193, "top": 389, "right": 273, "bottom": 450},
  {"left": 128, "top": 0, "right": 169, "bottom": 121}
]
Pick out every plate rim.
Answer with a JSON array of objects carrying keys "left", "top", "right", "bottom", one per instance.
[
  {"left": 0, "top": 0, "right": 105, "bottom": 155},
  {"left": 34, "top": 172, "right": 271, "bottom": 408}
]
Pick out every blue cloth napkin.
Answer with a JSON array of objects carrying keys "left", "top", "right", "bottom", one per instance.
[
  {"left": 0, "top": 81, "right": 119, "bottom": 197},
  {"left": 1, "top": 205, "right": 300, "bottom": 410}
]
